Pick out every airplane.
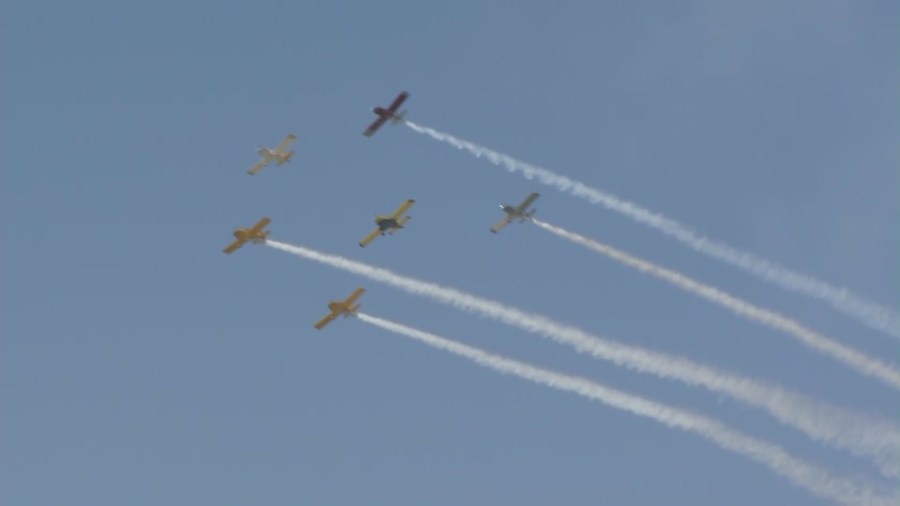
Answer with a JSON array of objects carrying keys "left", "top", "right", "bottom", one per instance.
[
  {"left": 490, "top": 192, "right": 540, "bottom": 233},
  {"left": 359, "top": 199, "right": 415, "bottom": 247},
  {"left": 314, "top": 287, "right": 365, "bottom": 330},
  {"left": 363, "top": 91, "right": 409, "bottom": 137},
  {"left": 247, "top": 134, "right": 297, "bottom": 175},
  {"left": 222, "top": 217, "right": 271, "bottom": 254}
]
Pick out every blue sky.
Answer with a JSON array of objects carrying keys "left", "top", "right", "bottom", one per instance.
[{"left": 2, "top": 1, "right": 897, "bottom": 504}]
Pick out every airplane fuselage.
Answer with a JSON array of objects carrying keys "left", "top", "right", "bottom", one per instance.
[
  {"left": 373, "top": 106, "right": 403, "bottom": 122},
  {"left": 327, "top": 301, "right": 359, "bottom": 318},
  {"left": 373, "top": 107, "right": 391, "bottom": 118},
  {"left": 500, "top": 204, "right": 533, "bottom": 222},
  {"left": 233, "top": 228, "right": 268, "bottom": 243},
  {"left": 375, "top": 216, "right": 402, "bottom": 233},
  {"left": 257, "top": 147, "right": 292, "bottom": 165}
]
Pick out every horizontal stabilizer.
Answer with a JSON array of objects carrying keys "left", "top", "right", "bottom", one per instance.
[{"left": 277, "top": 151, "right": 295, "bottom": 165}]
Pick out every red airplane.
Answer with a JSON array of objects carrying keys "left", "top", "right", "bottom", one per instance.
[{"left": 363, "top": 91, "right": 409, "bottom": 137}]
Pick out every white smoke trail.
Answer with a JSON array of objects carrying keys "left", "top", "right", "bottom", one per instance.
[
  {"left": 358, "top": 313, "right": 896, "bottom": 506},
  {"left": 404, "top": 120, "right": 900, "bottom": 341},
  {"left": 266, "top": 240, "right": 899, "bottom": 477},
  {"left": 531, "top": 218, "right": 900, "bottom": 391}
]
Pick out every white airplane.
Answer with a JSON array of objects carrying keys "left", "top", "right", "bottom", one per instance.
[
  {"left": 247, "top": 134, "right": 297, "bottom": 175},
  {"left": 490, "top": 192, "right": 540, "bottom": 233}
]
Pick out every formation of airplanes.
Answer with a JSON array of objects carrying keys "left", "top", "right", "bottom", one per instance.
[{"left": 226, "top": 91, "right": 541, "bottom": 329}]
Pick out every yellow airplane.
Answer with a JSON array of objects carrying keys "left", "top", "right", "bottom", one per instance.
[
  {"left": 490, "top": 192, "right": 540, "bottom": 233},
  {"left": 359, "top": 199, "right": 415, "bottom": 247},
  {"left": 314, "top": 288, "right": 365, "bottom": 330},
  {"left": 222, "top": 217, "right": 271, "bottom": 254},
  {"left": 247, "top": 134, "right": 297, "bottom": 175}
]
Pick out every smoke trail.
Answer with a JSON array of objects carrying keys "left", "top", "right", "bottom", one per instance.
[
  {"left": 266, "top": 240, "right": 899, "bottom": 476},
  {"left": 404, "top": 120, "right": 899, "bottom": 341},
  {"left": 531, "top": 218, "right": 900, "bottom": 391},
  {"left": 358, "top": 313, "right": 895, "bottom": 506}
]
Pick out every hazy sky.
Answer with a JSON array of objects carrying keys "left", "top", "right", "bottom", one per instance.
[{"left": 3, "top": 1, "right": 897, "bottom": 504}]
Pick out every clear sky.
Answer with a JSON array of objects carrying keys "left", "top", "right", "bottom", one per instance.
[{"left": 2, "top": 1, "right": 897, "bottom": 504}]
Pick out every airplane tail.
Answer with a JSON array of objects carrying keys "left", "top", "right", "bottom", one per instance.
[
  {"left": 392, "top": 110, "right": 407, "bottom": 124},
  {"left": 278, "top": 151, "right": 295, "bottom": 165},
  {"left": 390, "top": 216, "right": 411, "bottom": 233},
  {"left": 349, "top": 304, "right": 361, "bottom": 315}
]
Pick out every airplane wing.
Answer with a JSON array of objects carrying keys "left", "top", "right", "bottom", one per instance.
[
  {"left": 516, "top": 192, "right": 540, "bottom": 212},
  {"left": 343, "top": 287, "right": 365, "bottom": 306},
  {"left": 314, "top": 312, "right": 338, "bottom": 330},
  {"left": 222, "top": 238, "right": 244, "bottom": 254},
  {"left": 246, "top": 159, "right": 267, "bottom": 175},
  {"left": 273, "top": 134, "right": 297, "bottom": 155},
  {"left": 359, "top": 228, "right": 381, "bottom": 247},
  {"left": 490, "top": 215, "right": 512, "bottom": 234},
  {"left": 248, "top": 217, "right": 271, "bottom": 235},
  {"left": 389, "top": 199, "right": 415, "bottom": 220},
  {"left": 363, "top": 116, "right": 389, "bottom": 137},
  {"left": 386, "top": 91, "right": 410, "bottom": 113}
]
